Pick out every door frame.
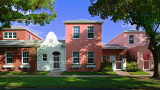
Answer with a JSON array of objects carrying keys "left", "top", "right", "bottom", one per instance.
[
  {"left": 52, "top": 55, "right": 60, "bottom": 69},
  {"left": 143, "top": 59, "right": 150, "bottom": 70}
]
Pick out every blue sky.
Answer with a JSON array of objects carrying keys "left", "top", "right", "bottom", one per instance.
[{"left": 11, "top": 0, "right": 160, "bottom": 44}]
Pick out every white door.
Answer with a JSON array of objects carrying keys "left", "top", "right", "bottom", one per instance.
[{"left": 53, "top": 55, "right": 60, "bottom": 69}]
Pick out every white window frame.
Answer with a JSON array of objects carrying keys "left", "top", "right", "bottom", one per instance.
[
  {"left": 73, "top": 26, "right": 80, "bottom": 39},
  {"left": 42, "top": 54, "right": 47, "bottom": 61},
  {"left": 87, "top": 26, "right": 94, "bottom": 39},
  {"left": 87, "top": 52, "right": 94, "bottom": 64},
  {"left": 29, "top": 35, "right": 32, "bottom": 40},
  {"left": 22, "top": 52, "right": 29, "bottom": 64},
  {"left": 3, "top": 32, "right": 17, "bottom": 39},
  {"left": 102, "top": 55, "right": 107, "bottom": 62},
  {"left": 5, "top": 51, "right": 13, "bottom": 64},
  {"left": 119, "top": 55, "right": 123, "bottom": 61},
  {"left": 129, "top": 35, "right": 134, "bottom": 44},
  {"left": 72, "top": 52, "right": 80, "bottom": 64}
]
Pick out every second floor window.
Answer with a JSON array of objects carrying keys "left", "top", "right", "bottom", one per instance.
[
  {"left": 29, "top": 35, "right": 32, "bottom": 40},
  {"left": 73, "top": 26, "right": 80, "bottom": 39},
  {"left": 129, "top": 35, "right": 134, "bottom": 44},
  {"left": 87, "top": 26, "right": 94, "bottom": 39},
  {"left": 4, "top": 32, "right": 17, "bottom": 39}
]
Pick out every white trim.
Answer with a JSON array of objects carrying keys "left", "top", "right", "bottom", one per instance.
[
  {"left": 42, "top": 54, "right": 47, "bottom": 62},
  {"left": 5, "top": 51, "right": 13, "bottom": 64},
  {"left": 72, "top": 52, "right": 80, "bottom": 64},
  {"left": 143, "top": 59, "right": 150, "bottom": 70},
  {"left": 129, "top": 35, "right": 134, "bottom": 44},
  {"left": 22, "top": 51, "right": 29, "bottom": 64},
  {"left": 72, "top": 26, "right": 80, "bottom": 39},
  {"left": 87, "top": 26, "right": 94, "bottom": 39},
  {"left": 3, "top": 32, "right": 17, "bottom": 39},
  {"left": 87, "top": 51, "right": 94, "bottom": 64}
]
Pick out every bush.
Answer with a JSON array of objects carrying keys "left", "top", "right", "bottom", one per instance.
[
  {"left": 98, "top": 61, "right": 113, "bottom": 72},
  {"left": 125, "top": 61, "right": 142, "bottom": 72}
]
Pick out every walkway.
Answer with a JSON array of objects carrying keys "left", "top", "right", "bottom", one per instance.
[
  {"left": 144, "top": 70, "right": 154, "bottom": 76},
  {"left": 114, "top": 70, "right": 131, "bottom": 76}
]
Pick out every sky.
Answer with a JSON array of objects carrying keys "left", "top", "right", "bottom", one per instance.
[{"left": 10, "top": 0, "right": 160, "bottom": 44}]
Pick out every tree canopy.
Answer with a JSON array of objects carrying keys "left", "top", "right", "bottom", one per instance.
[
  {"left": 0, "top": 0, "right": 57, "bottom": 29},
  {"left": 88, "top": 0, "right": 160, "bottom": 78}
]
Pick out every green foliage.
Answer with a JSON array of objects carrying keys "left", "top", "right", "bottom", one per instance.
[
  {"left": 0, "top": 0, "right": 57, "bottom": 29},
  {"left": 125, "top": 61, "right": 142, "bottom": 72},
  {"left": 98, "top": 61, "right": 113, "bottom": 72}
]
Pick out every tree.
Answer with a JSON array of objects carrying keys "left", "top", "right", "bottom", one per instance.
[
  {"left": 88, "top": 0, "right": 160, "bottom": 78},
  {"left": 0, "top": 0, "right": 57, "bottom": 29}
]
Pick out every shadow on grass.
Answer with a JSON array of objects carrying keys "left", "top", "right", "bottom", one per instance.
[
  {"left": 0, "top": 76, "right": 159, "bottom": 89},
  {"left": 0, "top": 71, "right": 49, "bottom": 75},
  {"left": 60, "top": 72, "right": 117, "bottom": 75}
]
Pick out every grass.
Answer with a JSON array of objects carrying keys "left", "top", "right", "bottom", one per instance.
[
  {"left": 0, "top": 76, "right": 159, "bottom": 88},
  {"left": 128, "top": 71, "right": 151, "bottom": 75},
  {"left": 0, "top": 71, "right": 49, "bottom": 75},
  {"left": 60, "top": 71, "right": 117, "bottom": 75}
]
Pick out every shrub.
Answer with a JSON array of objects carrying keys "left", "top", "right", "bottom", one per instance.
[
  {"left": 98, "top": 61, "right": 113, "bottom": 72},
  {"left": 125, "top": 61, "right": 142, "bottom": 72}
]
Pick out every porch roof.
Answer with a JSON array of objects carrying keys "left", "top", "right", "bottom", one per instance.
[
  {"left": 0, "top": 40, "right": 65, "bottom": 47},
  {"left": 102, "top": 44, "right": 128, "bottom": 49}
]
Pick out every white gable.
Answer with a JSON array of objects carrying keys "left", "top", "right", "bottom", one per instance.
[{"left": 41, "top": 31, "right": 60, "bottom": 47}]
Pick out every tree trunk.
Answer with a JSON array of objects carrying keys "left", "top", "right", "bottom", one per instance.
[{"left": 152, "top": 51, "right": 160, "bottom": 79}]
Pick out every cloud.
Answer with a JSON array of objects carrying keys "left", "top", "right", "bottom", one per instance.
[{"left": 12, "top": 23, "right": 42, "bottom": 35}]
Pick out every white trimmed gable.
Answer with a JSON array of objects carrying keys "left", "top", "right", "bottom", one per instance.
[{"left": 41, "top": 31, "right": 60, "bottom": 47}]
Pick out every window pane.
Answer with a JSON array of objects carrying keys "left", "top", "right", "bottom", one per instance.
[
  {"left": 23, "top": 58, "right": 29, "bottom": 63},
  {"left": 7, "top": 58, "right": 12, "bottom": 63},
  {"left": 119, "top": 55, "right": 123, "bottom": 61},
  {"left": 129, "top": 35, "right": 134, "bottom": 40},
  {"left": 9, "top": 32, "right": 12, "bottom": 38},
  {"left": 88, "top": 58, "right": 94, "bottom": 63},
  {"left": 4, "top": 32, "right": 8, "bottom": 38},
  {"left": 23, "top": 52, "right": 29, "bottom": 63},
  {"left": 73, "top": 52, "right": 80, "bottom": 63},
  {"left": 88, "top": 33, "right": 94, "bottom": 38},
  {"left": 73, "top": 58, "right": 79, "bottom": 63},
  {"left": 73, "top": 26, "right": 80, "bottom": 38},
  {"left": 129, "top": 40, "right": 134, "bottom": 44},
  {"left": 13, "top": 32, "right": 16, "bottom": 38}
]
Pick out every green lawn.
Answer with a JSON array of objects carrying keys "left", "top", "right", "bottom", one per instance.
[
  {"left": 61, "top": 71, "right": 117, "bottom": 75},
  {"left": 0, "top": 71, "right": 49, "bottom": 75},
  {"left": 0, "top": 76, "right": 159, "bottom": 88},
  {"left": 128, "top": 72, "right": 151, "bottom": 75}
]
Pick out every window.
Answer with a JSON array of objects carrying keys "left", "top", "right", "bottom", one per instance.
[
  {"left": 43, "top": 54, "right": 47, "bottom": 61},
  {"left": 87, "top": 52, "right": 94, "bottom": 64},
  {"left": 49, "top": 39, "right": 53, "bottom": 43},
  {"left": 3, "top": 32, "right": 17, "bottom": 39},
  {"left": 87, "top": 26, "right": 94, "bottom": 38},
  {"left": 102, "top": 55, "right": 107, "bottom": 62},
  {"left": 72, "top": 52, "right": 80, "bottom": 64},
  {"left": 22, "top": 52, "right": 29, "bottom": 64},
  {"left": 119, "top": 55, "right": 123, "bottom": 61},
  {"left": 73, "top": 26, "right": 80, "bottom": 38},
  {"left": 129, "top": 35, "right": 134, "bottom": 44},
  {"left": 29, "top": 35, "right": 32, "bottom": 40},
  {"left": 6, "top": 52, "right": 13, "bottom": 64}
]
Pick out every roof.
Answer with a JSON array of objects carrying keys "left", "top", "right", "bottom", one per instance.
[
  {"left": 3, "top": 26, "right": 43, "bottom": 40},
  {"left": 123, "top": 29, "right": 145, "bottom": 33},
  {"left": 102, "top": 44, "right": 127, "bottom": 49},
  {"left": 0, "top": 40, "right": 65, "bottom": 47},
  {"left": 63, "top": 19, "right": 104, "bottom": 24}
]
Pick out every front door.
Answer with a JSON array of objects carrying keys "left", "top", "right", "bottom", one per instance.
[
  {"left": 143, "top": 60, "right": 150, "bottom": 70},
  {"left": 53, "top": 55, "right": 60, "bottom": 69}
]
